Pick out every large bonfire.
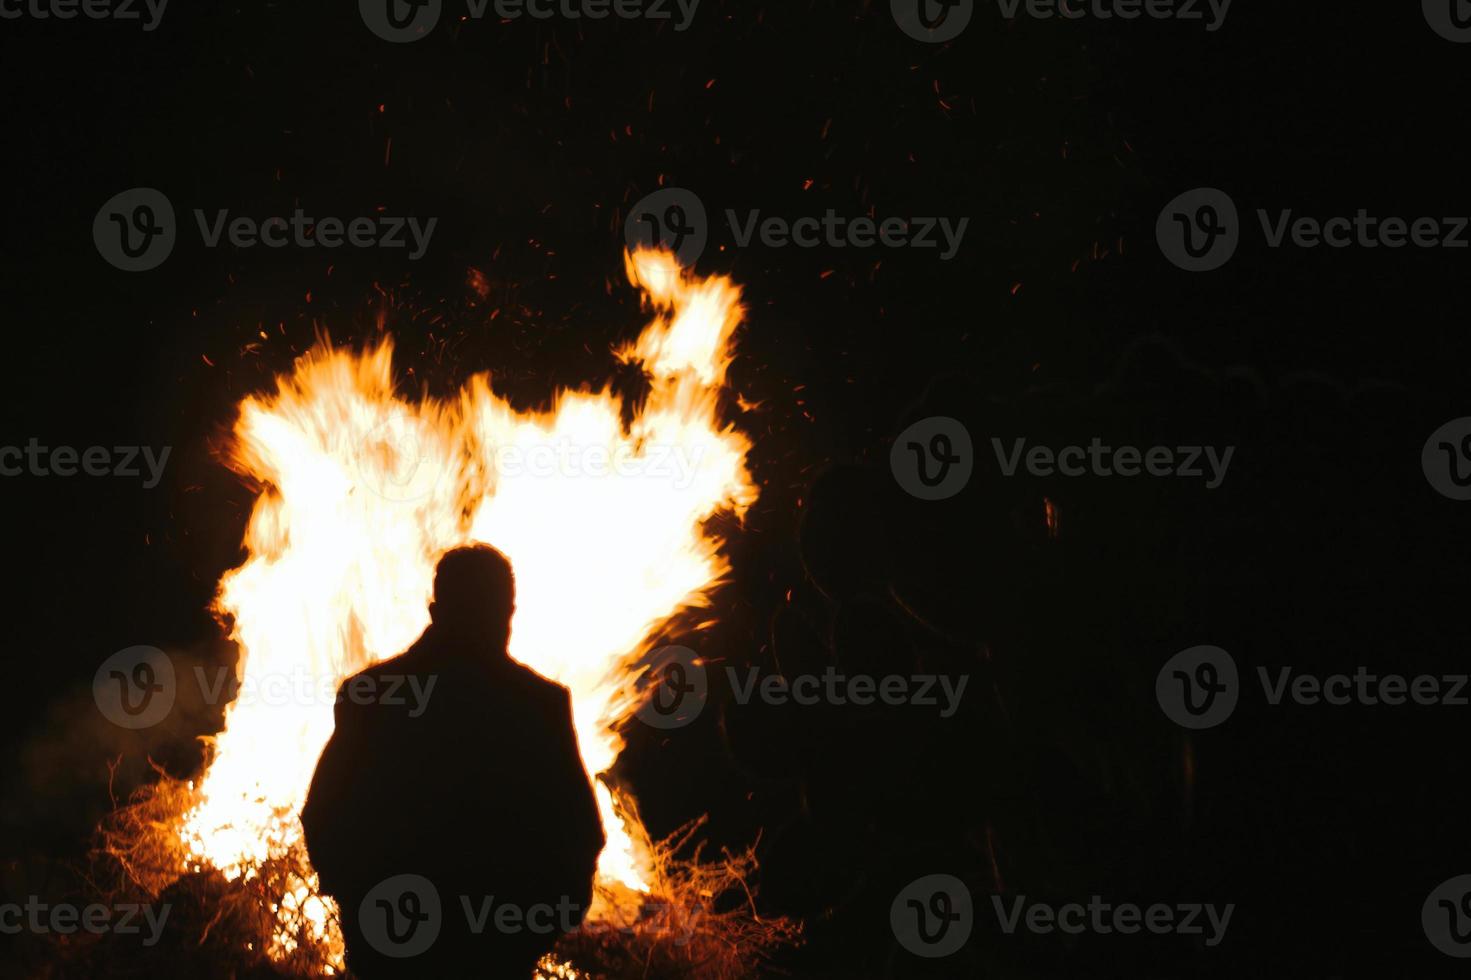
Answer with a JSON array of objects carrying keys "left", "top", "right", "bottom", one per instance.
[{"left": 98, "top": 248, "right": 798, "bottom": 976}]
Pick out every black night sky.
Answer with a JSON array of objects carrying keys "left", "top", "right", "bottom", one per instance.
[{"left": 3, "top": 2, "right": 1471, "bottom": 977}]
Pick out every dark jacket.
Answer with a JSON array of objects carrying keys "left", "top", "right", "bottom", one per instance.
[{"left": 302, "top": 625, "right": 605, "bottom": 978}]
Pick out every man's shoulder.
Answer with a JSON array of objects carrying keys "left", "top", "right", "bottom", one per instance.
[
  {"left": 329, "top": 648, "right": 431, "bottom": 725},
  {"left": 502, "top": 660, "right": 573, "bottom": 707},
  {"left": 336, "top": 650, "right": 417, "bottom": 691}
]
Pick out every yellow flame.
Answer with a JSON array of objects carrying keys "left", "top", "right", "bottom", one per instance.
[{"left": 178, "top": 248, "right": 756, "bottom": 959}]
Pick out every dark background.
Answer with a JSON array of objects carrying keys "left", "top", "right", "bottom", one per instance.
[{"left": 2, "top": 2, "right": 1470, "bottom": 977}]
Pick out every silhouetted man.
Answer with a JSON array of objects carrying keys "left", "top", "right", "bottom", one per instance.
[{"left": 303, "top": 545, "right": 604, "bottom": 978}]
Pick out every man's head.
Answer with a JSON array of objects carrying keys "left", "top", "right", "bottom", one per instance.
[{"left": 429, "top": 544, "right": 516, "bottom": 646}]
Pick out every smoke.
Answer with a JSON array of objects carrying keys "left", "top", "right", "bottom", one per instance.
[{"left": 0, "top": 636, "right": 239, "bottom": 866}]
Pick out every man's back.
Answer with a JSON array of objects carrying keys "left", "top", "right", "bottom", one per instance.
[{"left": 302, "top": 620, "right": 605, "bottom": 978}]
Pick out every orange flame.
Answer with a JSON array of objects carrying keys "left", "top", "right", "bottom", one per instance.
[{"left": 178, "top": 248, "right": 756, "bottom": 961}]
